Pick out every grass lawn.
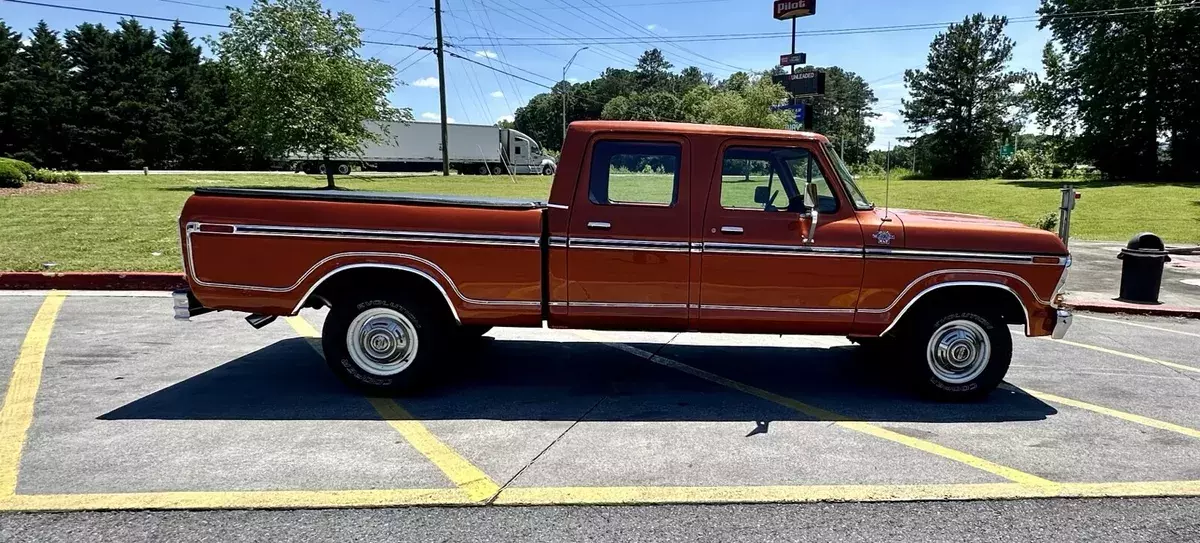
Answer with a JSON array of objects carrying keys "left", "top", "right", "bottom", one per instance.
[{"left": 0, "top": 172, "right": 1196, "bottom": 272}]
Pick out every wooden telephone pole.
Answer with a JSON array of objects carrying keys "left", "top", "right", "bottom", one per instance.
[{"left": 433, "top": 0, "right": 450, "bottom": 176}]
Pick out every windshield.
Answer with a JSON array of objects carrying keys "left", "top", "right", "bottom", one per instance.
[{"left": 823, "top": 142, "right": 872, "bottom": 210}]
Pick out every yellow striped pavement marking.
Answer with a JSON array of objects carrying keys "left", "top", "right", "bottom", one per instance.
[
  {"left": 285, "top": 316, "right": 500, "bottom": 502},
  {"left": 493, "top": 480, "right": 1200, "bottom": 506},
  {"left": 1003, "top": 384, "right": 1200, "bottom": 440},
  {"left": 0, "top": 488, "right": 469, "bottom": 511},
  {"left": 0, "top": 292, "right": 67, "bottom": 497},
  {"left": 575, "top": 331, "right": 1053, "bottom": 487},
  {"left": 1044, "top": 337, "right": 1200, "bottom": 374}
]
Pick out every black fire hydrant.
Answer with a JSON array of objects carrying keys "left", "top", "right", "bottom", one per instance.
[{"left": 1118, "top": 232, "right": 1171, "bottom": 304}]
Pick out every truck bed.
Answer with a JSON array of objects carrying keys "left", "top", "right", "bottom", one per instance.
[{"left": 194, "top": 187, "right": 546, "bottom": 210}]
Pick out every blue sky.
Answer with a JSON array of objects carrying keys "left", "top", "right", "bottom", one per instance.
[{"left": 2, "top": 0, "right": 1050, "bottom": 149}]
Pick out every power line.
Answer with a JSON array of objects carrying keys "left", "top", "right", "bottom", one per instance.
[
  {"left": 449, "top": 0, "right": 739, "bottom": 12},
  {"left": 582, "top": 0, "right": 750, "bottom": 73},
  {"left": 444, "top": 50, "right": 553, "bottom": 88},
  {"left": 2, "top": 0, "right": 430, "bottom": 49},
  {"left": 143, "top": 0, "right": 435, "bottom": 39},
  {"left": 452, "top": 3, "right": 1200, "bottom": 46}
]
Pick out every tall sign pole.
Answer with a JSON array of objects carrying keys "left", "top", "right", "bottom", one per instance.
[
  {"left": 433, "top": 0, "right": 450, "bottom": 176},
  {"left": 773, "top": 0, "right": 820, "bottom": 131}
]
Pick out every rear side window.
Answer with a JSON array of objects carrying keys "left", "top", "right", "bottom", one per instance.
[{"left": 588, "top": 140, "right": 681, "bottom": 206}]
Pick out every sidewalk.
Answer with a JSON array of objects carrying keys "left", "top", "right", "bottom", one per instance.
[{"left": 1061, "top": 240, "right": 1200, "bottom": 317}]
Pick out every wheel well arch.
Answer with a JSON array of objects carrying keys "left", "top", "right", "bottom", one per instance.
[
  {"left": 294, "top": 264, "right": 461, "bottom": 324},
  {"left": 882, "top": 282, "right": 1029, "bottom": 336}
]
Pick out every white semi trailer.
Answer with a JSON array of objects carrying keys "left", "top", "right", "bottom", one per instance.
[{"left": 291, "top": 121, "right": 556, "bottom": 176}]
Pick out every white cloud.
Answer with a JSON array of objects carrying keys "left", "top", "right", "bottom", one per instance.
[
  {"left": 876, "top": 82, "right": 905, "bottom": 90},
  {"left": 496, "top": 115, "right": 515, "bottom": 124},
  {"left": 567, "top": 77, "right": 579, "bottom": 83},
  {"left": 490, "top": 90, "right": 505, "bottom": 98},
  {"left": 867, "top": 111, "right": 900, "bottom": 129},
  {"left": 412, "top": 77, "right": 439, "bottom": 88},
  {"left": 646, "top": 24, "right": 658, "bottom": 31},
  {"left": 420, "top": 112, "right": 455, "bottom": 123},
  {"left": 475, "top": 50, "right": 498, "bottom": 59}
]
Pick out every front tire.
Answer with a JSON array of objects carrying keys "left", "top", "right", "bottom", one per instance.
[
  {"left": 904, "top": 311, "right": 1011, "bottom": 401},
  {"left": 322, "top": 294, "right": 448, "bottom": 392},
  {"left": 542, "top": 164, "right": 555, "bottom": 176}
]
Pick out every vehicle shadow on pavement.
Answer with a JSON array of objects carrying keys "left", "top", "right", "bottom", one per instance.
[{"left": 98, "top": 337, "right": 1056, "bottom": 424}]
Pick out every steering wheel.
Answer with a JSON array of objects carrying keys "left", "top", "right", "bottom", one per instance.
[{"left": 764, "top": 190, "right": 780, "bottom": 211}]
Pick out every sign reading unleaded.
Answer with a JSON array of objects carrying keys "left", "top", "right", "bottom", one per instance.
[
  {"left": 772, "top": 71, "right": 827, "bottom": 96},
  {"left": 774, "top": 0, "right": 816, "bottom": 20}
]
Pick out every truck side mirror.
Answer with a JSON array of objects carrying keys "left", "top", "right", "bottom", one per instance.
[
  {"left": 801, "top": 182, "right": 820, "bottom": 244},
  {"left": 803, "top": 182, "right": 819, "bottom": 210},
  {"left": 754, "top": 186, "right": 772, "bottom": 204}
]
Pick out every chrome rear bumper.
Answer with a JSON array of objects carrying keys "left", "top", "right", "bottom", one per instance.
[
  {"left": 173, "top": 290, "right": 212, "bottom": 320},
  {"left": 1051, "top": 309, "right": 1073, "bottom": 340}
]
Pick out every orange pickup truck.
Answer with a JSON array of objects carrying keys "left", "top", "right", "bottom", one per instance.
[{"left": 176, "top": 121, "right": 1072, "bottom": 400}]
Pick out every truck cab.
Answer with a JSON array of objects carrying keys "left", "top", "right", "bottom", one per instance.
[{"left": 503, "top": 128, "right": 556, "bottom": 176}]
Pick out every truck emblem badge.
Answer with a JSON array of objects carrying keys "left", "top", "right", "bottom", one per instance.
[{"left": 873, "top": 230, "right": 895, "bottom": 246}]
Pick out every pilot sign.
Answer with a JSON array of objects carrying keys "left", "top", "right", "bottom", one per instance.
[{"left": 774, "top": 0, "right": 816, "bottom": 20}]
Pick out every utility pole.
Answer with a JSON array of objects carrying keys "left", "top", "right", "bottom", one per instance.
[
  {"left": 563, "top": 47, "right": 588, "bottom": 149},
  {"left": 433, "top": 0, "right": 450, "bottom": 176}
]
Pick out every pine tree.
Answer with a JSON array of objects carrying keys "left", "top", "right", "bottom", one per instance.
[
  {"left": 902, "top": 14, "right": 1024, "bottom": 178},
  {"left": 10, "top": 21, "right": 72, "bottom": 167},
  {"left": 64, "top": 22, "right": 120, "bottom": 170},
  {"left": 0, "top": 21, "right": 23, "bottom": 159},
  {"left": 110, "top": 19, "right": 168, "bottom": 168},
  {"left": 160, "top": 22, "right": 201, "bottom": 168}
]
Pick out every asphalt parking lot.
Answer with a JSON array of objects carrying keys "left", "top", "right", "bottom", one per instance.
[{"left": 0, "top": 291, "right": 1199, "bottom": 536}]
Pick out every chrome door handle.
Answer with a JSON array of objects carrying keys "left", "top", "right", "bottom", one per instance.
[
  {"left": 720, "top": 226, "right": 744, "bottom": 235},
  {"left": 587, "top": 221, "right": 611, "bottom": 230}
]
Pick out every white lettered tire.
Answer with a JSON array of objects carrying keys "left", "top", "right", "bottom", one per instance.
[
  {"left": 322, "top": 294, "right": 447, "bottom": 392},
  {"left": 904, "top": 311, "right": 1012, "bottom": 401}
]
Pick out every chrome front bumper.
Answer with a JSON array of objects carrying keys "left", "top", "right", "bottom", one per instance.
[{"left": 1051, "top": 309, "right": 1073, "bottom": 340}]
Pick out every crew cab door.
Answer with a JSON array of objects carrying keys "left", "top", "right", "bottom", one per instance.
[
  {"left": 696, "top": 141, "right": 864, "bottom": 334},
  {"left": 562, "top": 136, "right": 691, "bottom": 330}
]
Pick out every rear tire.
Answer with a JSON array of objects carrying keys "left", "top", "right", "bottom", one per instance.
[
  {"left": 477, "top": 164, "right": 491, "bottom": 175},
  {"left": 491, "top": 165, "right": 504, "bottom": 176},
  {"left": 336, "top": 163, "right": 351, "bottom": 175},
  {"left": 903, "top": 310, "right": 1011, "bottom": 401},
  {"left": 321, "top": 293, "right": 449, "bottom": 393}
]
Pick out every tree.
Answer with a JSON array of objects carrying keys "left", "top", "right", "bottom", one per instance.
[
  {"left": 635, "top": 48, "right": 673, "bottom": 92},
  {"left": 214, "top": 0, "right": 407, "bottom": 188},
  {"left": 9, "top": 22, "right": 72, "bottom": 167},
  {"left": 160, "top": 22, "right": 202, "bottom": 168},
  {"left": 690, "top": 75, "right": 791, "bottom": 129},
  {"left": 0, "top": 21, "right": 23, "bottom": 160},
  {"left": 601, "top": 92, "right": 684, "bottom": 122},
  {"left": 1039, "top": 0, "right": 1199, "bottom": 179},
  {"left": 110, "top": 19, "right": 169, "bottom": 168},
  {"left": 799, "top": 66, "right": 879, "bottom": 165},
  {"left": 902, "top": 14, "right": 1024, "bottom": 178},
  {"left": 63, "top": 22, "right": 120, "bottom": 170}
]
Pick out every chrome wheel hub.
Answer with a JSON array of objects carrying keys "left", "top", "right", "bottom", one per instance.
[
  {"left": 926, "top": 320, "right": 991, "bottom": 384},
  {"left": 346, "top": 308, "right": 419, "bottom": 376}
]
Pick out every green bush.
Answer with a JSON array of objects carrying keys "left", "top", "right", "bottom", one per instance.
[
  {"left": 0, "top": 162, "right": 25, "bottom": 188},
  {"left": 30, "top": 168, "right": 82, "bottom": 184},
  {"left": 1000, "top": 150, "right": 1052, "bottom": 180},
  {"left": 0, "top": 157, "right": 35, "bottom": 180},
  {"left": 1032, "top": 211, "right": 1059, "bottom": 232}
]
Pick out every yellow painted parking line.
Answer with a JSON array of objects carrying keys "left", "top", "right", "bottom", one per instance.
[
  {"left": 0, "top": 292, "right": 67, "bottom": 497},
  {"left": 285, "top": 316, "right": 500, "bottom": 502},
  {"left": 1075, "top": 314, "right": 1200, "bottom": 339},
  {"left": 1044, "top": 337, "right": 1200, "bottom": 374},
  {"left": 1003, "top": 384, "right": 1200, "bottom": 440},
  {"left": 0, "top": 488, "right": 470, "bottom": 512},
  {"left": 576, "top": 331, "right": 1053, "bottom": 487},
  {"left": 494, "top": 480, "right": 1200, "bottom": 506}
]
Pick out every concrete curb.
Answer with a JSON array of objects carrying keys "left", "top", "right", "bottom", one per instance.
[
  {"left": 1061, "top": 299, "right": 1200, "bottom": 319},
  {"left": 0, "top": 272, "right": 186, "bottom": 291}
]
